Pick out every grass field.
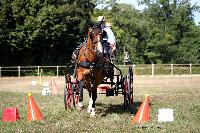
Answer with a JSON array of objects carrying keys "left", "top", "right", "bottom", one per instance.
[{"left": 0, "top": 76, "right": 200, "bottom": 133}]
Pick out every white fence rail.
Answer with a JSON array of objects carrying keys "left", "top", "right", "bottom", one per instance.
[
  {"left": 116, "top": 64, "right": 200, "bottom": 76},
  {"left": 0, "top": 64, "right": 200, "bottom": 77},
  {"left": 0, "top": 66, "right": 68, "bottom": 77}
]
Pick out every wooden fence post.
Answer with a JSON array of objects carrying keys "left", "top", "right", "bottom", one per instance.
[
  {"left": 152, "top": 64, "right": 154, "bottom": 77},
  {"left": 18, "top": 66, "right": 20, "bottom": 77},
  {"left": 171, "top": 64, "right": 173, "bottom": 76},
  {"left": 38, "top": 66, "right": 40, "bottom": 77},
  {"left": 57, "top": 66, "right": 59, "bottom": 77},
  {"left": 0, "top": 66, "right": 1, "bottom": 77}
]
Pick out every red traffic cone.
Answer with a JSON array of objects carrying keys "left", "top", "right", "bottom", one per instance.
[
  {"left": 131, "top": 95, "right": 150, "bottom": 125},
  {"left": 51, "top": 78, "right": 58, "bottom": 95},
  {"left": 2, "top": 107, "right": 20, "bottom": 122},
  {"left": 27, "top": 93, "right": 43, "bottom": 121}
]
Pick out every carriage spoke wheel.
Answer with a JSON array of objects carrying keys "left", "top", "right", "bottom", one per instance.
[
  {"left": 72, "top": 79, "right": 79, "bottom": 107},
  {"left": 123, "top": 66, "right": 134, "bottom": 111},
  {"left": 64, "top": 74, "right": 73, "bottom": 110},
  {"left": 128, "top": 66, "right": 134, "bottom": 109}
]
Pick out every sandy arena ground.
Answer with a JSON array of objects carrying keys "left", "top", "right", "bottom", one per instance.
[{"left": 0, "top": 75, "right": 199, "bottom": 96}]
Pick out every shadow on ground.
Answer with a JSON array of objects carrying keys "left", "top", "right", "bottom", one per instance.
[{"left": 96, "top": 101, "right": 143, "bottom": 117}]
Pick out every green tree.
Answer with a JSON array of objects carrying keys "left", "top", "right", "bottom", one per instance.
[
  {"left": 0, "top": 0, "right": 95, "bottom": 66},
  {"left": 176, "top": 25, "right": 200, "bottom": 63},
  {"left": 140, "top": 0, "right": 199, "bottom": 63}
]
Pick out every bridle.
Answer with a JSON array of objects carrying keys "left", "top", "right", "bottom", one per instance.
[{"left": 89, "top": 26, "right": 103, "bottom": 49}]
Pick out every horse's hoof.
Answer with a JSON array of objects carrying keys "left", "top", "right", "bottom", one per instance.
[
  {"left": 76, "top": 105, "right": 84, "bottom": 111},
  {"left": 90, "top": 111, "right": 96, "bottom": 117},
  {"left": 87, "top": 108, "right": 92, "bottom": 113},
  {"left": 90, "top": 114, "right": 96, "bottom": 118}
]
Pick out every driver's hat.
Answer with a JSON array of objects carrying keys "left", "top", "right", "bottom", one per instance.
[{"left": 97, "top": 16, "right": 106, "bottom": 22}]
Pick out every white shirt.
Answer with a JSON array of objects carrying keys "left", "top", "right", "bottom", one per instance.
[{"left": 103, "top": 27, "right": 116, "bottom": 45}]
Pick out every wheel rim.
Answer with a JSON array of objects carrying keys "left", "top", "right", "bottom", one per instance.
[
  {"left": 124, "top": 66, "right": 134, "bottom": 111},
  {"left": 72, "top": 79, "right": 79, "bottom": 107},
  {"left": 64, "top": 74, "right": 73, "bottom": 109},
  {"left": 123, "top": 77, "right": 129, "bottom": 109},
  {"left": 128, "top": 66, "right": 133, "bottom": 108}
]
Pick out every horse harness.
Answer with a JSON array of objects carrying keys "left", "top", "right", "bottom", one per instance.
[{"left": 71, "top": 24, "right": 113, "bottom": 77}]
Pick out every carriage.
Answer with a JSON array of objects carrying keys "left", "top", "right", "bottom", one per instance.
[{"left": 64, "top": 21, "right": 134, "bottom": 116}]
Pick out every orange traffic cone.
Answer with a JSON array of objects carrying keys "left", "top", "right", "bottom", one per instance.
[
  {"left": 131, "top": 95, "right": 150, "bottom": 125},
  {"left": 27, "top": 93, "right": 43, "bottom": 121},
  {"left": 51, "top": 78, "right": 58, "bottom": 95}
]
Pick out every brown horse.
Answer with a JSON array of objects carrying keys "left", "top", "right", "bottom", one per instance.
[{"left": 72, "top": 22, "right": 113, "bottom": 116}]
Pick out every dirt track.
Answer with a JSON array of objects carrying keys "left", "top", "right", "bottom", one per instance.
[
  {"left": 133, "top": 75, "right": 200, "bottom": 95},
  {"left": 0, "top": 75, "right": 199, "bottom": 95}
]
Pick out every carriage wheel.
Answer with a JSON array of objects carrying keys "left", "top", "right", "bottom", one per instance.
[
  {"left": 123, "top": 77, "right": 128, "bottom": 109},
  {"left": 123, "top": 66, "right": 134, "bottom": 111},
  {"left": 64, "top": 74, "right": 73, "bottom": 110},
  {"left": 128, "top": 66, "right": 134, "bottom": 108},
  {"left": 72, "top": 79, "right": 79, "bottom": 107}
]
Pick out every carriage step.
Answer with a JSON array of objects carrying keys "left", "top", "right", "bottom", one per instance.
[{"left": 97, "top": 85, "right": 114, "bottom": 96}]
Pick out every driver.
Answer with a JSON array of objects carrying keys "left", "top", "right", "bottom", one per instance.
[{"left": 97, "top": 16, "right": 116, "bottom": 59}]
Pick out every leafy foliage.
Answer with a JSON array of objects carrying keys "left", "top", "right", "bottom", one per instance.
[
  {"left": 0, "top": 0, "right": 94, "bottom": 65},
  {"left": 0, "top": 0, "right": 199, "bottom": 66},
  {"left": 93, "top": 0, "right": 200, "bottom": 64}
]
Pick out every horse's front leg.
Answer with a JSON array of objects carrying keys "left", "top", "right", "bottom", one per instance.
[
  {"left": 90, "top": 88, "right": 97, "bottom": 117},
  {"left": 87, "top": 92, "right": 92, "bottom": 113}
]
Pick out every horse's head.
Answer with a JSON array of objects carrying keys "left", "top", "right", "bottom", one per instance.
[
  {"left": 76, "top": 22, "right": 104, "bottom": 63},
  {"left": 89, "top": 23, "right": 103, "bottom": 53}
]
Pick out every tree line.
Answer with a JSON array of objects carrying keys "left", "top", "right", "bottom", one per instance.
[{"left": 0, "top": 0, "right": 199, "bottom": 66}]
